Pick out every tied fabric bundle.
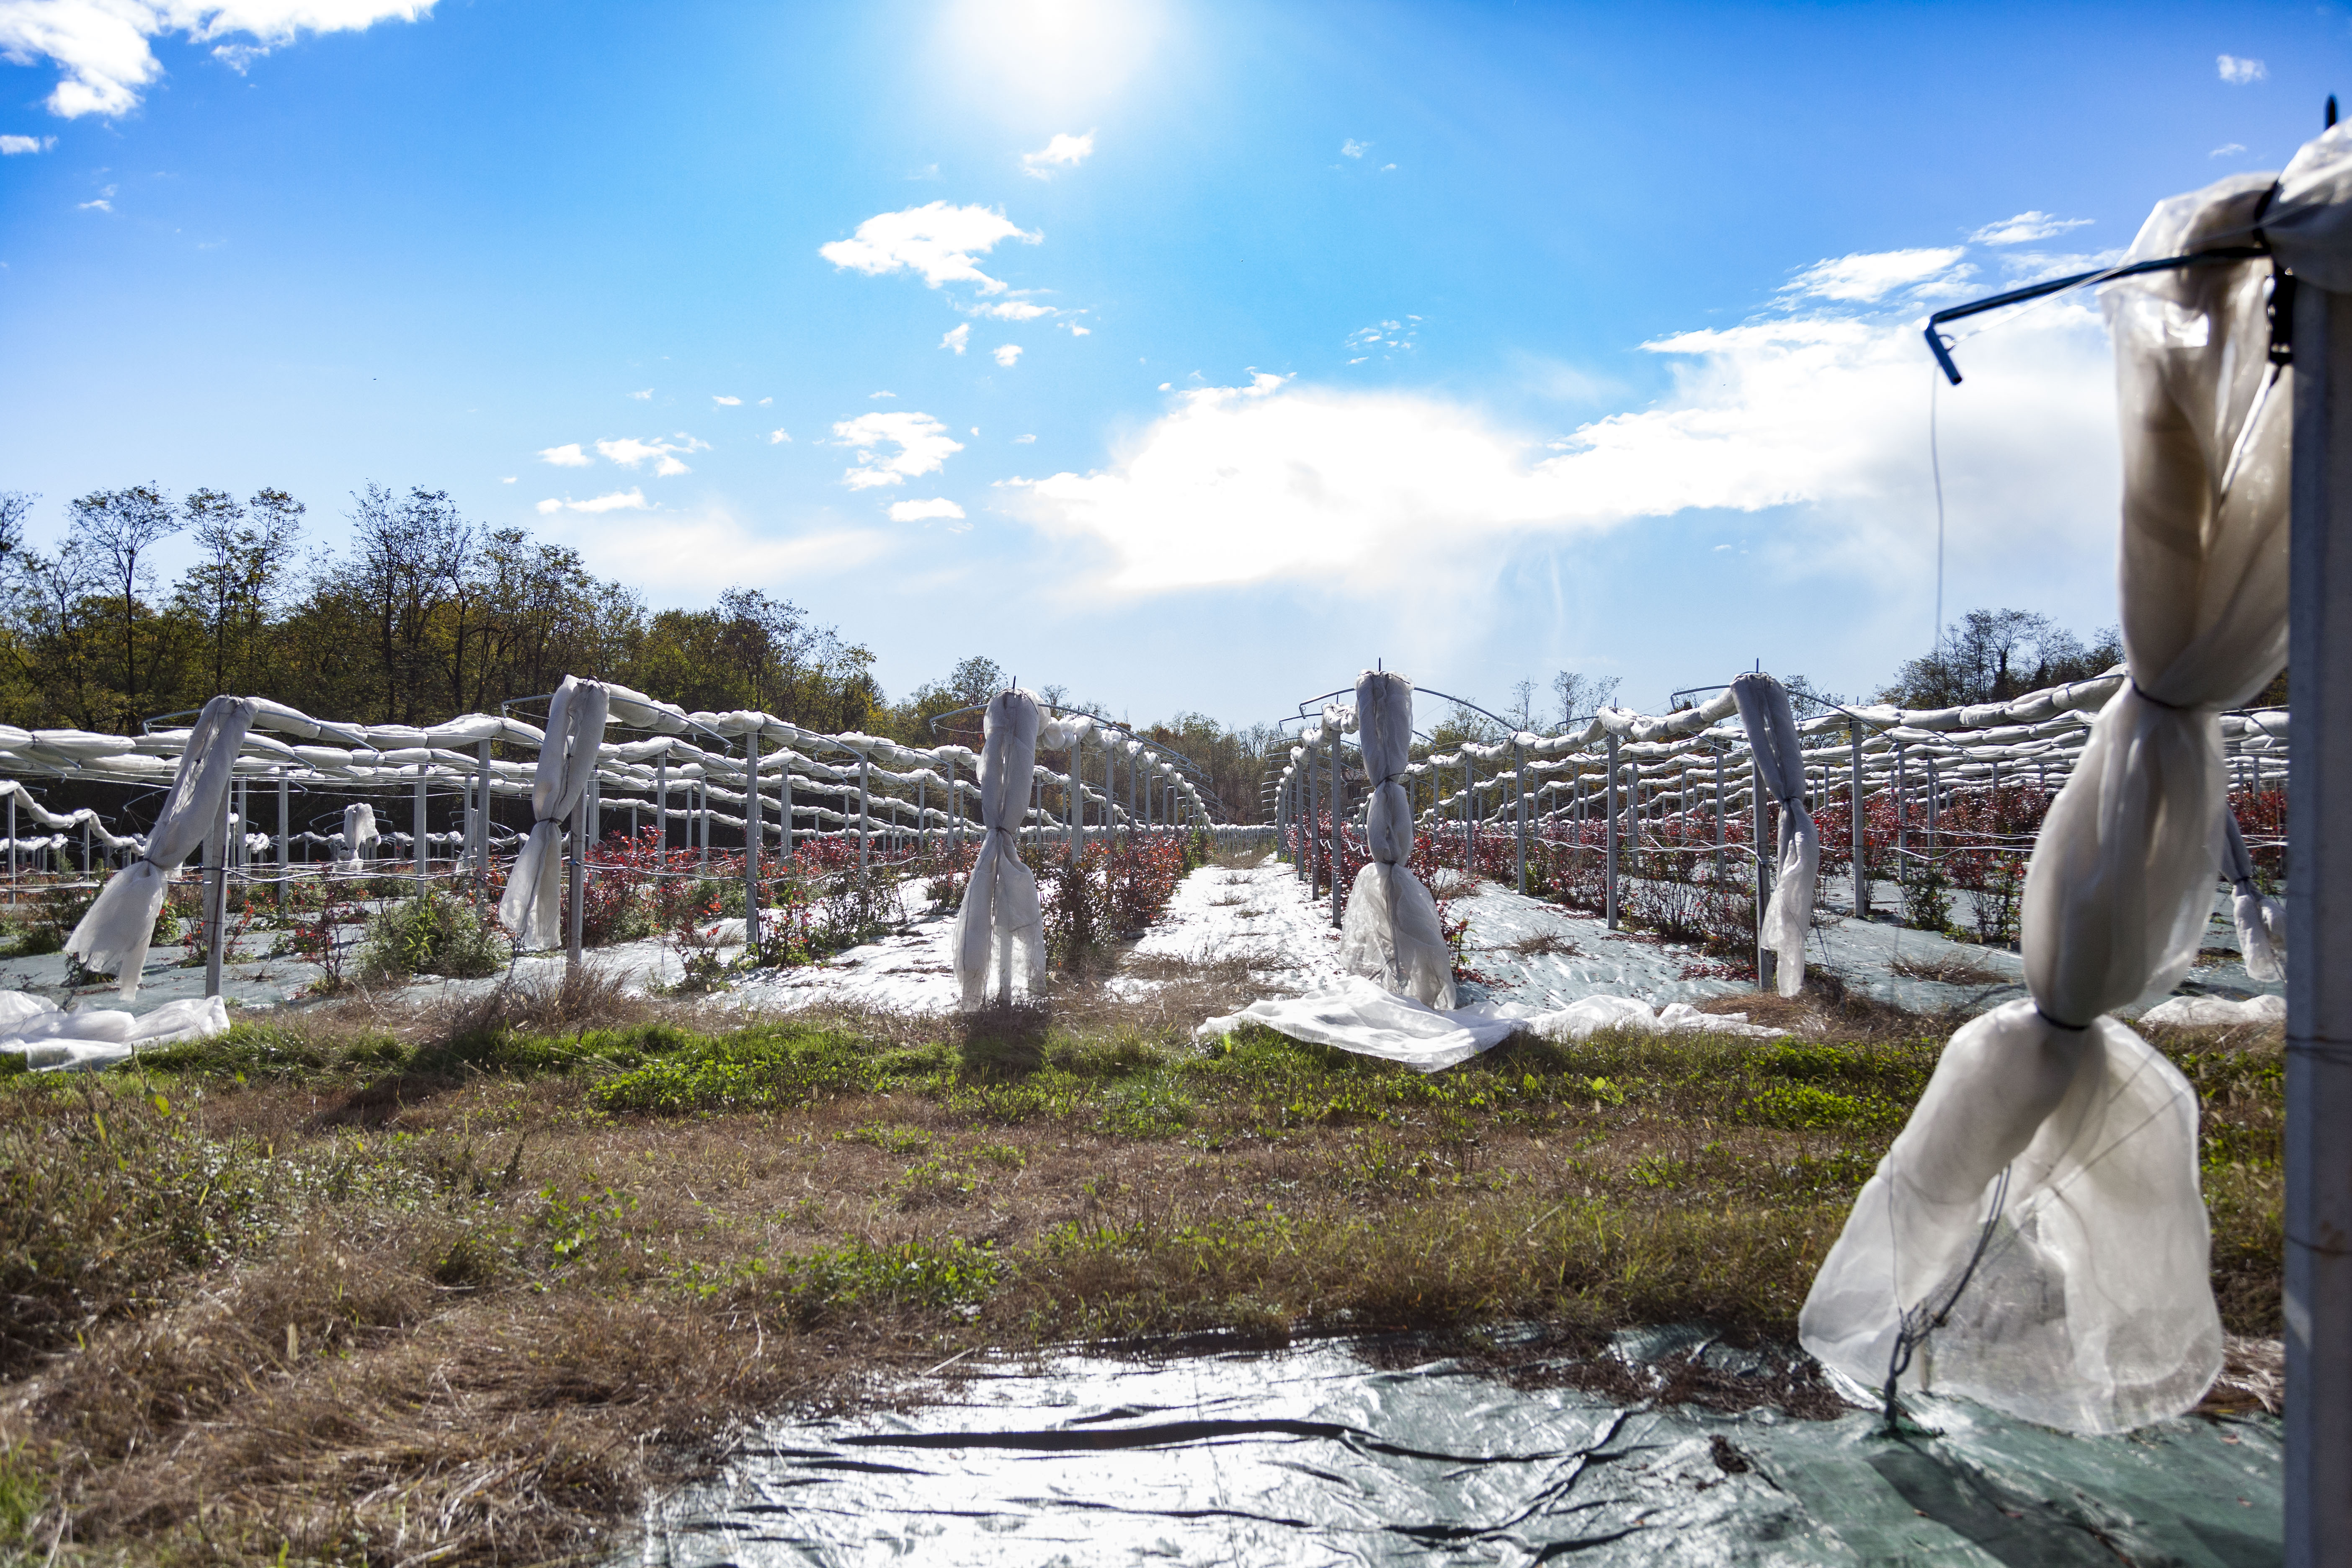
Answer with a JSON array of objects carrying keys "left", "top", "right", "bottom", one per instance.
[
  {"left": 67, "top": 694, "right": 259, "bottom": 1001},
  {"left": 951, "top": 690, "right": 1045, "bottom": 1008},
  {"left": 2221, "top": 811, "right": 2285, "bottom": 982},
  {"left": 1337, "top": 671, "right": 1455, "bottom": 1008},
  {"left": 338, "top": 802, "right": 379, "bottom": 869},
  {"left": 1798, "top": 143, "right": 2326, "bottom": 1431},
  {"left": 498, "top": 676, "right": 611, "bottom": 949},
  {"left": 1729, "top": 673, "right": 1819, "bottom": 999}
]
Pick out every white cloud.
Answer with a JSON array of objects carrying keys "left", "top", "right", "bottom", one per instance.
[
  {"left": 628, "top": 387, "right": 651, "bottom": 399},
  {"left": 757, "top": 396, "right": 771, "bottom": 406},
  {"left": 994, "top": 343, "right": 1023, "bottom": 368},
  {"left": 1380, "top": 162, "right": 1395, "bottom": 172},
  {"left": 499, "top": 476, "right": 515, "bottom": 484},
  {"left": 767, "top": 428, "right": 791, "bottom": 444},
  {"left": 712, "top": 394, "right": 740, "bottom": 405},
  {"left": 832, "top": 410, "right": 964, "bottom": 490},
  {"left": 536, "top": 488, "right": 649, "bottom": 515},
  {"left": 1006, "top": 302, "right": 2117, "bottom": 599},
  {"left": 2212, "top": 142, "right": 2247, "bottom": 157},
  {"left": 869, "top": 389, "right": 895, "bottom": 399},
  {"left": 941, "top": 323, "right": 969, "bottom": 355},
  {"left": 819, "top": 201, "right": 1039, "bottom": 294},
  {"left": 1020, "top": 129, "right": 1094, "bottom": 178},
  {"left": 537, "top": 443, "right": 592, "bottom": 467},
  {"left": 1341, "top": 138, "right": 1368, "bottom": 158},
  {"left": 1065, "top": 322, "right": 1090, "bottom": 336},
  {"left": 2218, "top": 54, "right": 2266, "bottom": 85},
  {"left": 0, "top": 0, "right": 433, "bottom": 119},
  {"left": 1013, "top": 433, "right": 1037, "bottom": 443},
  {"left": 1782, "top": 247, "right": 1968, "bottom": 302},
  {"left": 1968, "top": 211, "right": 2093, "bottom": 245},
  {"left": 0, "top": 133, "right": 55, "bottom": 153},
  {"left": 77, "top": 191, "right": 110, "bottom": 210},
  {"left": 594, "top": 433, "right": 707, "bottom": 476},
  {"left": 888, "top": 497, "right": 966, "bottom": 522},
  {"left": 539, "top": 504, "right": 890, "bottom": 596},
  {"left": 966, "top": 298, "right": 1054, "bottom": 320}
]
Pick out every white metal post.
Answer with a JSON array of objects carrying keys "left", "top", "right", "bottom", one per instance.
[
  {"left": 743, "top": 729, "right": 762, "bottom": 952},
  {"left": 277, "top": 772, "right": 289, "bottom": 908},
  {"left": 1851, "top": 718, "right": 1867, "bottom": 919},
  {"left": 859, "top": 755, "right": 871, "bottom": 880},
  {"left": 413, "top": 770, "right": 428, "bottom": 900},
  {"left": 1514, "top": 740, "right": 1528, "bottom": 895},
  {"left": 1604, "top": 735, "right": 1620, "bottom": 929},
  {"left": 203, "top": 783, "right": 229, "bottom": 998},
  {"left": 1328, "top": 723, "right": 1342, "bottom": 926},
  {"left": 567, "top": 782, "right": 585, "bottom": 968},
  {"left": 2288, "top": 279, "right": 2352, "bottom": 1568}
]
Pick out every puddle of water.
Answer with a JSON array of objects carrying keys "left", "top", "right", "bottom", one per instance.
[{"left": 634, "top": 1337, "right": 2280, "bottom": 1566}]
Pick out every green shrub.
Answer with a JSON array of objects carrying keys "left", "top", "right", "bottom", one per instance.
[{"left": 355, "top": 891, "right": 508, "bottom": 983}]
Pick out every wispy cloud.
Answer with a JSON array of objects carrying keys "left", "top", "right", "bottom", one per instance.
[
  {"left": 595, "top": 434, "right": 708, "bottom": 476},
  {"left": 711, "top": 394, "right": 740, "bottom": 406},
  {"left": 2218, "top": 54, "right": 2266, "bottom": 85},
  {"left": 628, "top": 387, "right": 651, "bottom": 400},
  {"left": 537, "top": 443, "right": 593, "bottom": 467},
  {"left": 536, "top": 488, "right": 649, "bottom": 515},
  {"left": 0, "top": 0, "right": 435, "bottom": 119},
  {"left": 1013, "top": 433, "right": 1036, "bottom": 444},
  {"left": 888, "top": 497, "right": 965, "bottom": 522},
  {"left": 541, "top": 504, "right": 889, "bottom": 596},
  {"left": 1020, "top": 129, "right": 1094, "bottom": 178},
  {"left": 965, "top": 298, "right": 1055, "bottom": 320},
  {"left": 941, "top": 323, "right": 969, "bottom": 355},
  {"left": 994, "top": 343, "right": 1023, "bottom": 368},
  {"left": 1781, "top": 247, "right": 1967, "bottom": 303},
  {"left": 1968, "top": 211, "right": 2093, "bottom": 245},
  {"left": 869, "top": 389, "right": 896, "bottom": 399},
  {"left": 1341, "top": 139, "right": 1369, "bottom": 158},
  {"left": 832, "top": 410, "right": 964, "bottom": 490},
  {"left": 768, "top": 429, "right": 791, "bottom": 444},
  {"left": 2211, "top": 142, "right": 2248, "bottom": 157},
  {"left": 819, "top": 201, "right": 1039, "bottom": 294},
  {"left": 76, "top": 184, "right": 113, "bottom": 211},
  {"left": 0, "top": 134, "right": 55, "bottom": 154}
]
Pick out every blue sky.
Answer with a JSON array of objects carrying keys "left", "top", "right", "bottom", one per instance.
[{"left": 0, "top": 0, "right": 2340, "bottom": 727}]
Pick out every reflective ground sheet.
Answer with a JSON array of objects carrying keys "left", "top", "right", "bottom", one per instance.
[{"left": 635, "top": 1338, "right": 2279, "bottom": 1566}]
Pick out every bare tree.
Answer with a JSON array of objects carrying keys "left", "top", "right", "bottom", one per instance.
[
  {"left": 1552, "top": 670, "right": 1622, "bottom": 730},
  {"left": 67, "top": 484, "right": 179, "bottom": 726},
  {"left": 0, "top": 491, "right": 34, "bottom": 573}
]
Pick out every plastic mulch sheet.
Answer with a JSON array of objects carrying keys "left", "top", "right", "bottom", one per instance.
[{"left": 634, "top": 1334, "right": 2280, "bottom": 1566}]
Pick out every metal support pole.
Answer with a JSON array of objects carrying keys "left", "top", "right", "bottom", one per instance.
[
  {"left": 1065, "top": 738, "right": 1079, "bottom": 863},
  {"left": 276, "top": 772, "right": 289, "bottom": 908},
  {"left": 568, "top": 782, "right": 585, "bottom": 968},
  {"left": 1328, "top": 724, "right": 1342, "bottom": 926},
  {"left": 699, "top": 776, "right": 710, "bottom": 869},
  {"left": 1753, "top": 755, "right": 1772, "bottom": 991},
  {"left": 477, "top": 738, "right": 494, "bottom": 897},
  {"left": 1713, "top": 747, "right": 1726, "bottom": 885},
  {"left": 1604, "top": 735, "right": 1620, "bottom": 929},
  {"left": 656, "top": 756, "right": 668, "bottom": 851},
  {"left": 781, "top": 763, "right": 794, "bottom": 860},
  {"left": 743, "top": 729, "right": 762, "bottom": 952},
  {"left": 203, "top": 783, "right": 228, "bottom": 998},
  {"left": 858, "top": 756, "right": 871, "bottom": 880},
  {"left": 1850, "top": 718, "right": 1867, "bottom": 919},
  {"left": 1514, "top": 740, "right": 1528, "bottom": 895},
  {"left": 6, "top": 790, "right": 15, "bottom": 897},
  {"left": 1894, "top": 743, "right": 1908, "bottom": 880},
  {"left": 1305, "top": 743, "right": 1319, "bottom": 887},
  {"left": 413, "top": 770, "right": 428, "bottom": 900},
  {"left": 2288, "top": 278, "right": 2352, "bottom": 1568}
]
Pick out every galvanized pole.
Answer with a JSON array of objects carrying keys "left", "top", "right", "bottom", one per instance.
[
  {"left": 656, "top": 755, "right": 668, "bottom": 852},
  {"left": 1850, "top": 718, "right": 1867, "bottom": 919},
  {"left": 567, "top": 782, "right": 586, "bottom": 968},
  {"left": 743, "top": 729, "right": 762, "bottom": 952},
  {"left": 1328, "top": 722, "right": 1342, "bottom": 926},
  {"left": 1713, "top": 745, "right": 1726, "bottom": 885},
  {"left": 413, "top": 769, "right": 428, "bottom": 900},
  {"left": 277, "top": 771, "right": 289, "bottom": 908},
  {"left": 477, "top": 738, "right": 494, "bottom": 900},
  {"left": 2287, "top": 277, "right": 2352, "bottom": 1568},
  {"left": 1514, "top": 740, "right": 1528, "bottom": 895},
  {"left": 203, "top": 783, "right": 228, "bottom": 998},
  {"left": 1604, "top": 734, "right": 1620, "bottom": 929},
  {"left": 858, "top": 755, "right": 872, "bottom": 880}
]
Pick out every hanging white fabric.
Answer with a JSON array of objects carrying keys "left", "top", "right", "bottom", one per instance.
[
  {"left": 951, "top": 689, "right": 1045, "bottom": 1008},
  {"left": 2221, "top": 811, "right": 2285, "bottom": 982},
  {"left": 1729, "top": 673, "right": 1819, "bottom": 998},
  {"left": 1800, "top": 155, "right": 2306, "bottom": 1433},
  {"left": 337, "top": 802, "right": 379, "bottom": 869},
  {"left": 497, "top": 676, "right": 610, "bottom": 949},
  {"left": 66, "top": 694, "right": 259, "bottom": 1000},
  {"left": 1337, "top": 671, "right": 1455, "bottom": 1008}
]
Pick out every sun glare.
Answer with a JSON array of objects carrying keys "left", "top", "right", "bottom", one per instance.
[{"left": 936, "top": 0, "right": 1164, "bottom": 109}]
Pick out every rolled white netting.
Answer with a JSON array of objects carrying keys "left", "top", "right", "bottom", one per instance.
[
  {"left": 67, "top": 694, "right": 259, "bottom": 1000},
  {"left": 1800, "top": 163, "right": 2303, "bottom": 1432},
  {"left": 497, "top": 676, "right": 610, "bottom": 949},
  {"left": 1729, "top": 673, "right": 1819, "bottom": 999},
  {"left": 2222, "top": 811, "right": 2284, "bottom": 982},
  {"left": 952, "top": 689, "right": 1045, "bottom": 1008},
  {"left": 1337, "top": 671, "right": 1454, "bottom": 1008}
]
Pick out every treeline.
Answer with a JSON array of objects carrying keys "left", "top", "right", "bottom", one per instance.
[{"left": 0, "top": 485, "right": 1286, "bottom": 819}]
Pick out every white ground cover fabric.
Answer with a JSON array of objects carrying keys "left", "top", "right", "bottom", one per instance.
[
  {"left": 0, "top": 991, "right": 229, "bottom": 1070},
  {"left": 1336, "top": 671, "right": 1455, "bottom": 1008},
  {"left": 951, "top": 690, "right": 1045, "bottom": 1008},
  {"left": 1730, "top": 673, "right": 1819, "bottom": 999},
  {"left": 67, "top": 695, "right": 259, "bottom": 1000},
  {"left": 1800, "top": 156, "right": 2310, "bottom": 1433},
  {"left": 1198, "top": 976, "right": 1779, "bottom": 1072},
  {"left": 2141, "top": 992, "right": 2287, "bottom": 1028},
  {"left": 498, "top": 676, "right": 609, "bottom": 950}
]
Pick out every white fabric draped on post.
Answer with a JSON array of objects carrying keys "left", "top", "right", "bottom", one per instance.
[
  {"left": 1800, "top": 165, "right": 2298, "bottom": 1433},
  {"left": 66, "top": 694, "right": 259, "bottom": 1000},
  {"left": 497, "top": 676, "right": 610, "bottom": 949},
  {"left": 1337, "top": 671, "right": 1454, "bottom": 1008},
  {"left": 952, "top": 689, "right": 1045, "bottom": 1008},
  {"left": 337, "top": 802, "right": 378, "bottom": 869},
  {"left": 2222, "top": 811, "right": 2285, "bottom": 982},
  {"left": 1729, "top": 673, "right": 1819, "bottom": 998}
]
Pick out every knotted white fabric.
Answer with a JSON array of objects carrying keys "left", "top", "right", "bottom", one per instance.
[
  {"left": 952, "top": 690, "right": 1045, "bottom": 1008},
  {"left": 1338, "top": 671, "right": 1455, "bottom": 1008},
  {"left": 66, "top": 695, "right": 258, "bottom": 1000},
  {"left": 1800, "top": 158, "right": 2304, "bottom": 1432},
  {"left": 497, "top": 676, "right": 610, "bottom": 949},
  {"left": 337, "top": 802, "right": 379, "bottom": 870},
  {"left": 2221, "top": 811, "right": 2285, "bottom": 982},
  {"left": 1729, "top": 673, "right": 1819, "bottom": 998}
]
